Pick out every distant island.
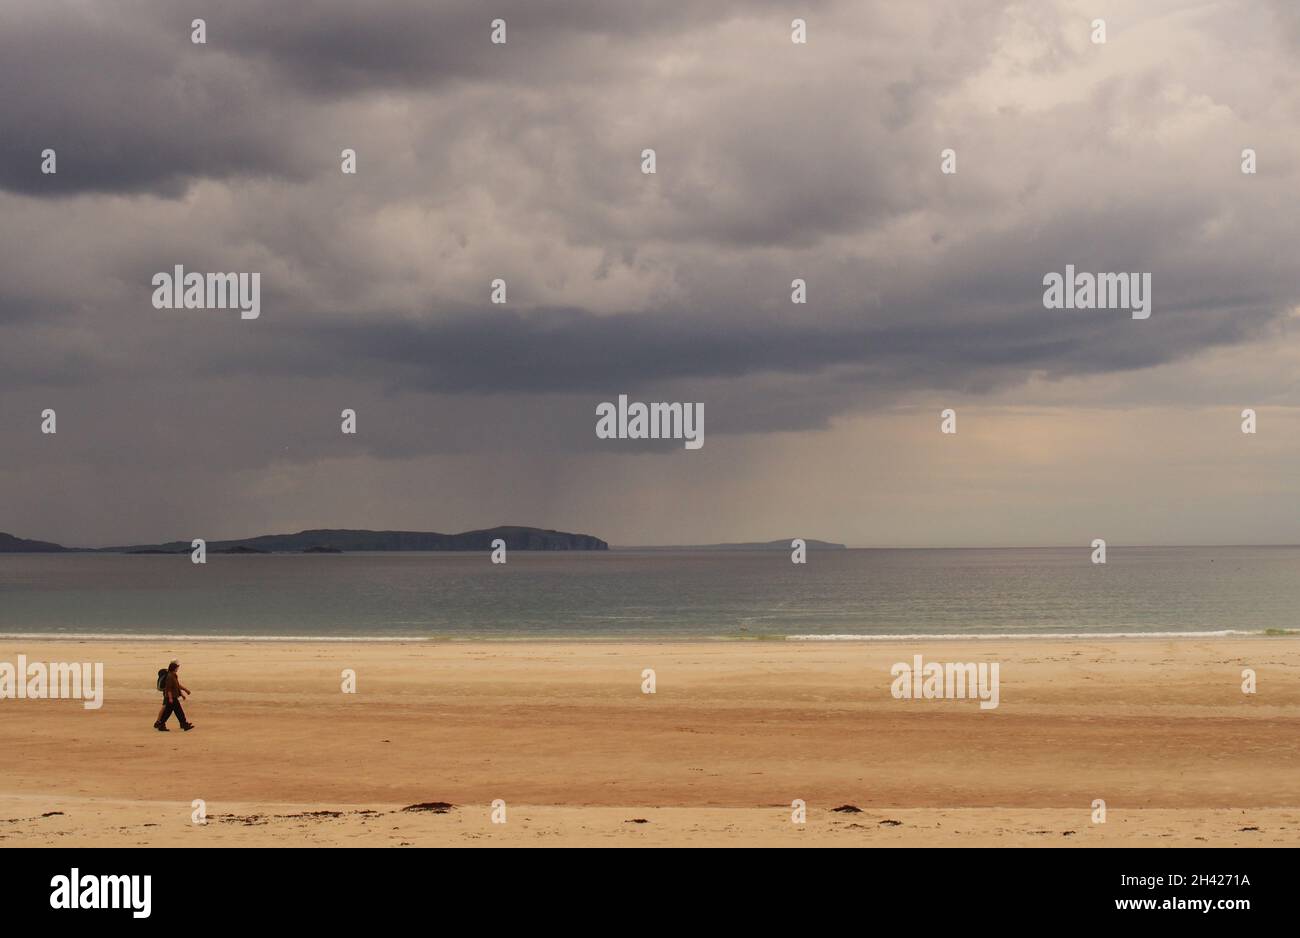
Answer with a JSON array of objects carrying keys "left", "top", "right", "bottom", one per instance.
[
  {"left": 621, "top": 538, "right": 847, "bottom": 551},
  {"left": 0, "top": 527, "right": 609, "bottom": 553},
  {"left": 0, "top": 532, "right": 69, "bottom": 553}
]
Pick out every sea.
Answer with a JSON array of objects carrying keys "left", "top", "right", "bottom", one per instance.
[{"left": 0, "top": 546, "right": 1296, "bottom": 641}]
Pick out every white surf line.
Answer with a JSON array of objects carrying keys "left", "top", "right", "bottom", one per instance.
[{"left": 786, "top": 629, "right": 1260, "bottom": 641}]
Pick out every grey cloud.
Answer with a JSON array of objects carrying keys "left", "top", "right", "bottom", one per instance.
[
  {"left": 0, "top": 0, "right": 816, "bottom": 196},
  {"left": 0, "top": 5, "right": 311, "bottom": 196},
  {"left": 2, "top": 0, "right": 1300, "bottom": 544}
]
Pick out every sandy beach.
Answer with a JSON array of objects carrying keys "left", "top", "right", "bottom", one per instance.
[{"left": 1, "top": 637, "right": 1297, "bottom": 847}]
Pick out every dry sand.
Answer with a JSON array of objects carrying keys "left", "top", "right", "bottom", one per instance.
[{"left": 1, "top": 638, "right": 1297, "bottom": 846}]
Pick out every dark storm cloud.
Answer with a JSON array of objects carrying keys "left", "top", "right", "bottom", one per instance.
[
  {"left": 264, "top": 292, "right": 1272, "bottom": 405},
  {"left": 217, "top": 0, "right": 813, "bottom": 95},
  {"left": 0, "top": 0, "right": 814, "bottom": 196},
  {"left": 2, "top": 0, "right": 1300, "bottom": 546},
  {"left": 0, "top": 4, "right": 310, "bottom": 196}
]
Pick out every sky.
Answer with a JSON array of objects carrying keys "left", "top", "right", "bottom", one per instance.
[{"left": 1, "top": 0, "right": 1298, "bottom": 548}]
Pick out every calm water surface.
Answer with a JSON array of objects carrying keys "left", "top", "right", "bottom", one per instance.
[{"left": 0, "top": 547, "right": 1296, "bottom": 640}]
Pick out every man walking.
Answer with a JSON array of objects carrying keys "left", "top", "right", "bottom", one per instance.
[{"left": 154, "top": 660, "right": 195, "bottom": 732}]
